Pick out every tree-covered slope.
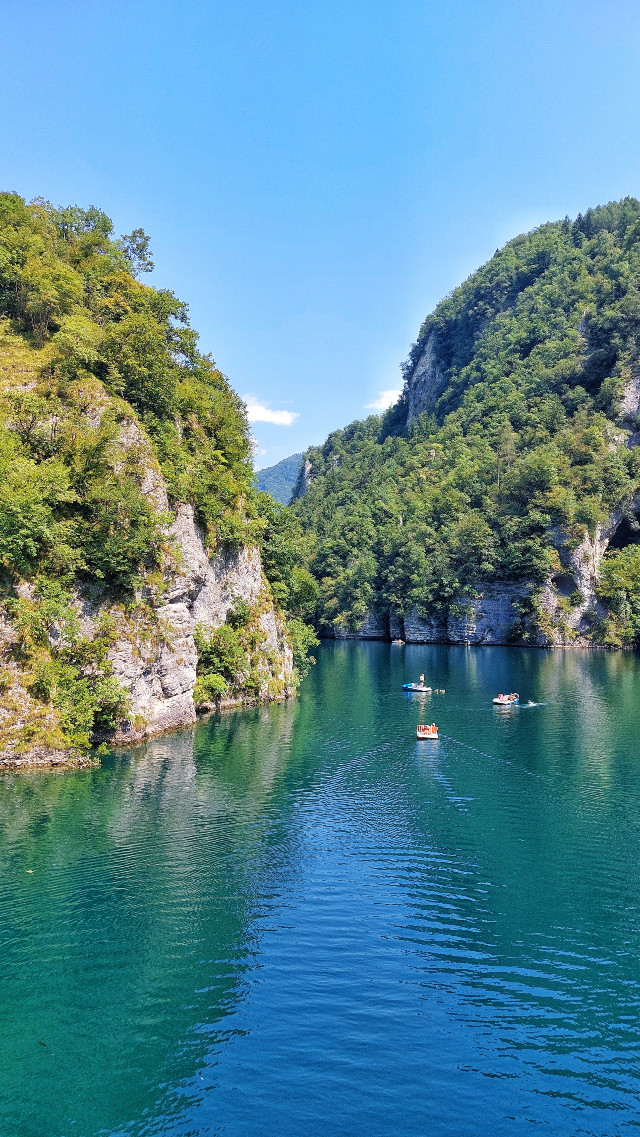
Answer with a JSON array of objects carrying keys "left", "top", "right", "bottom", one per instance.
[
  {"left": 0, "top": 193, "right": 317, "bottom": 762},
  {"left": 255, "top": 453, "right": 303, "bottom": 504},
  {"left": 295, "top": 199, "right": 640, "bottom": 646}
]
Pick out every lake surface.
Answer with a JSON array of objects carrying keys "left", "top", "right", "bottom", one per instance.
[{"left": 2, "top": 641, "right": 640, "bottom": 1136}]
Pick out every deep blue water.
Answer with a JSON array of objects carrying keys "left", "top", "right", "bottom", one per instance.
[{"left": 2, "top": 641, "right": 640, "bottom": 1135}]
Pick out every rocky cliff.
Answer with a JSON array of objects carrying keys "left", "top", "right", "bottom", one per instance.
[
  {"left": 404, "top": 332, "right": 447, "bottom": 427},
  {"left": 0, "top": 432, "right": 294, "bottom": 768},
  {"left": 84, "top": 506, "right": 293, "bottom": 747},
  {"left": 0, "top": 194, "right": 304, "bottom": 769}
]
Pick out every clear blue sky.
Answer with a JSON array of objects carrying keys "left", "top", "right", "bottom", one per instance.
[{"left": 2, "top": 0, "right": 640, "bottom": 466}]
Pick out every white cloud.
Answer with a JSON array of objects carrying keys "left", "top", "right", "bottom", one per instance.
[
  {"left": 366, "top": 388, "right": 402, "bottom": 412},
  {"left": 244, "top": 396, "right": 299, "bottom": 425}
]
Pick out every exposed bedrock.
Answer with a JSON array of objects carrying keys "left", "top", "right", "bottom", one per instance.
[
  {"left": 78, "top": 503, "right": 293, "bottom": 744},
  {"left": 405, "top": 333, "right": 447, "bottom": 426}
]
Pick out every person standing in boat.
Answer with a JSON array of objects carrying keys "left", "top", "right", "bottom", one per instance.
[{"left": 419, "top": 674, "right": 425, "bottom": 686}]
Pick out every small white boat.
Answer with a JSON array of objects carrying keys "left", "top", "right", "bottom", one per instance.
[
  {"left": 417, "top": 723, "right": 438, "bottom": 739},
  {"left": 493, "top": 692, "right": 519, "bottom": 706}
]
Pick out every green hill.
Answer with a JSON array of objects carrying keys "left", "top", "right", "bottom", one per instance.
[
  {"left": 255, "top": 453, "right": 303, "bottom": 504},
  {"left": 295, "top": 199, "right": 640, "bottom": 647},
  {"left": 0, "top": 193, "right": 317, "bottom": 764}
]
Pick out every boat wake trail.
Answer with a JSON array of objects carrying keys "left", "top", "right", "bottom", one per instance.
[
  {"left": 437, "top": 734, "right": 498, "bottom": 763},
  {"left": 437, "top": 733, "right": 540, "bottom": 778}
]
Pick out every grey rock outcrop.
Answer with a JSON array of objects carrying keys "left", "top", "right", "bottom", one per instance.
[
  {"left": 332, "top": 609, "right": 389, "bottom": 640},
  {"left": 405, "top": 334, "right": 447, "bottom": 426},
  {"left": 620, "top": 370, "right": 640, "bottom": 423},
  {"left": 324, "top": 589, "right": 535, "bottom": 647},
  {"left": 403, "top": 583, "right": 534, "bottom": 645},
  {"left": 294, "top": 457, "right": 314, "bottom": 499},
  {"left": 79, "top": 503, "right": 293, "bottom": 744}
]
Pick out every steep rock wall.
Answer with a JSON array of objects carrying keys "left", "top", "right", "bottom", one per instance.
[
  {"left": 402, "top": 583, "right": 534, "bottom": 645},
  {"left": 331, "top": 609, "right": 389, "bottom": 640},
  {"left": 405, "top": 334, "right": 447, "bottom": 426},
  {"left": 80, "top": 503, "right": 293, "bottom": 744}
]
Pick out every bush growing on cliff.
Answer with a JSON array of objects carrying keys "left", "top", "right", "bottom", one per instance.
[
  {"left": 597, "top": 546, "right": 640, "bottom": 645},
  {"left": 193, "top": 672, "right": 228, "bottom": 702},
  {"left": 193, "top": 609, "right": 274, "bottom": 704},
  {"left": 285, "top": 617, "right": 319, "bottom": 682},
  {"left": 6, "top": 586, "right": 130, "bottom": 752},
  {"left": 194, "top": 623, "right": 248, "bottom": 688}
]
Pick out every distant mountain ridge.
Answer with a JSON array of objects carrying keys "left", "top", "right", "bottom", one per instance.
[
  {"left": 294, "top": 198, "right": 640, "bottom": 648},
  {"left": 255, "top": 453, "right": 303, "bottom": 504}
]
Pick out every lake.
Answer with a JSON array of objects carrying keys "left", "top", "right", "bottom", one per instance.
[{"left": 2, "top": 640, "right": 640, "bottom": 1136}]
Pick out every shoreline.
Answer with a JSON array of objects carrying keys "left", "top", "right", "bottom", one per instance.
[
  {"left": 321, "top": 634, "right": 630, "bottom": 651},
  {"left": 0, "top": 690, "right": 295, "bottom": 774}
]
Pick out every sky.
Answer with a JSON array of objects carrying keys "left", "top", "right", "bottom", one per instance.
[{"left": 2, "top": 1, "right": 640, "bottom": 467}]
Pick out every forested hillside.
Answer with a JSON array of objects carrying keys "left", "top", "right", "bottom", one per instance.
[
  {"left": 255, "top": 453, "right": 303, "bottom": 505},
  {"left": 0, "top": 193, "right": 317, "bottom": 764},
  {"left": 295, "top": 199, "right": 640, "bottom": 647}
]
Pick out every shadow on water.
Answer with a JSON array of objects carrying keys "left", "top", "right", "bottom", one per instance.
[{"left": 2, "top": 642, "right": 640, "bottom": 1135}]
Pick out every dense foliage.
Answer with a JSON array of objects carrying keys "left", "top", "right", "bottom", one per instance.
[
  {"left": 6, "top": 583, "right": 130, "bottom": 751},
  {"left": 0, "top": 193, "right": 315, "bottom": 755},
  {"left": 0, "top": 192, "right": 254, "bottom": 565},
  {"left": 295, "top": 199, "right": 640, "bottom": 641},
  {"left": 597, "top": 547, "right": 640, "bottom": 645}
]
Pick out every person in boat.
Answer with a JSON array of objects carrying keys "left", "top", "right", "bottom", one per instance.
[{"left": 419, "top": 674, "right": 425, "bottom": 686}]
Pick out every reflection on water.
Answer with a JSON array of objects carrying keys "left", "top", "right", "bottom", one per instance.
[{"left": 2, "top": 642, "right": 640, "bottom": 1135}]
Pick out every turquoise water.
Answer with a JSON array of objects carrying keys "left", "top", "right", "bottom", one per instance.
[{"left": 2, "top": 641, "right": 640, "bottom": 1136}]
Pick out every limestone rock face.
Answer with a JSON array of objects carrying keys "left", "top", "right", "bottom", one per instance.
[
  {"left": 79, "top": 503, "right": 293, "bottom": 745},
  {"left": 92, "top": 416, "right": 292, "bottom": 740},
  {"left": 403, "top": 584, "right": 534, "bottom": 645},
  {"left": 294, "top": 456, "right": 314, "bottom": 499},
  {"left": 332, "top": 609, "right": 389, "bottom": 640},
  {"left": 620, "top": 369, "right": 640, "bottom": 423},
  {"left": 405, "top": 334, "right": 447, "bottom": 426}
]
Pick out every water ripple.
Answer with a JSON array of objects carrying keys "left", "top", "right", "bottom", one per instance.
[{"left": 2, "top": 643, "right": 640, "bottom": 1136}]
